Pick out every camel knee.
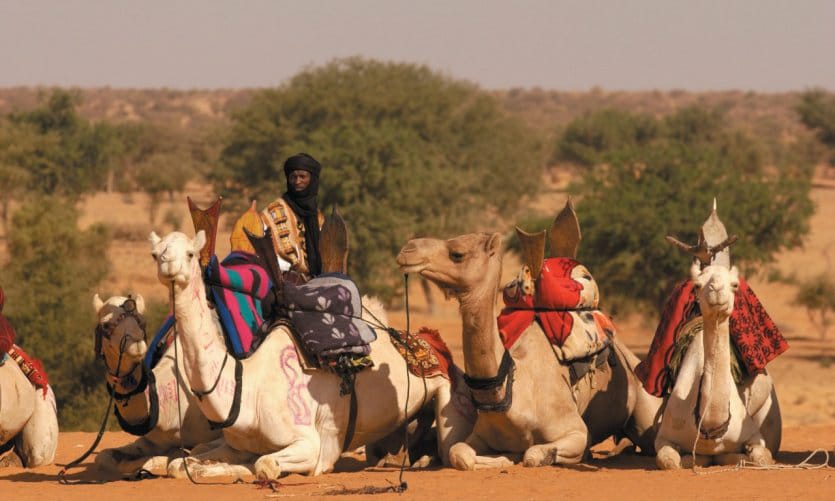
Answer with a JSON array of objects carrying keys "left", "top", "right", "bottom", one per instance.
[
  {"left": 655, "top": 444, "right": 682, "bottom": 470},
  {"left": 523, "top": 446, "right": 558, "bottom": 467},
  {"left": 449, "top": 442, "right": 476, "bottom": 471}
]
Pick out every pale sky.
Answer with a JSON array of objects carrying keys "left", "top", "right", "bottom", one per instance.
[{"left": 1, "top": 0, "right": 833, "bottom": 91}]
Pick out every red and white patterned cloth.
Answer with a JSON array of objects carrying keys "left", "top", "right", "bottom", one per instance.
[{"left": 635, "top": 277, "right": 789, "bottom": 397}]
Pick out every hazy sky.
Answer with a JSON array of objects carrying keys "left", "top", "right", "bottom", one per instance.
[{"left": 1, "top": 0, "right": 833, "bottom": 91}]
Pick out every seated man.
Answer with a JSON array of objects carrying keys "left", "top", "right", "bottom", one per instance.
[{"left": 259, "top": 153, "right": 325, "bottom": 279}]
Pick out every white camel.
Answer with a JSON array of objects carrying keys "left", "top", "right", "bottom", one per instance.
[
  {"left": 149, "top": 230, "right": 473, "bottom": 479},
  {"left": 654, "top": 207, "right": 781, "bottom": 469},
  {"left": 0, "top": 355, "right": 58, "bottom": 467},
  {"left": 92, "top": 294, "right": 221, "bottom": 476}
]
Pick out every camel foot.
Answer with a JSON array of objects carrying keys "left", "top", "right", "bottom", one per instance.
[
  {"left": 449, "top": 443, "right": 477, "bottom": 471},
  {"left": 523, "top": 447, "right": 557, "bottom": 467},
  {"left": 254, "top": 455, "right": 282, "bottom": 480},
  {"left": 167, "top": 457, "right": 200, "bottom": 479},
  {"left": 655, "top": 445, "right": 682, "bottom": 470},
  {"left": 0, "top": 452, "right": 23, "bottom": 468},
  {"left": 747, "top": 445, "right": 774, "bottom": 466}
]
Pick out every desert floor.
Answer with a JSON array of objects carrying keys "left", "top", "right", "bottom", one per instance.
[{"left": 1, "top": 180, "right": 834, "bottom": 499}]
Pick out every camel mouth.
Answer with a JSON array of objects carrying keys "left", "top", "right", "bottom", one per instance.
[{"left": 396, "top": 256, "right": 429, "bottom": 275}]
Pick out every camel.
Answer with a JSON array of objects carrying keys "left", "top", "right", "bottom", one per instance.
[
  {"left": 0, "top": 358, "right": 58, "bottom": 467},
  {"left": 653, "top": 205, "right": 782, "bottom": 469},
  {"left": 148, "top": 230, "right": 473, "bottom": 479},
  {"left": 92, "top": 294, "right": 221, "bottom": 476},
  {"left": 396, "top": 201, "right": 662, "bottom": 469}
]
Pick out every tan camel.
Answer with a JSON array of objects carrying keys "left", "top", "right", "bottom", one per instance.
[
  {"left": 654, "top": 205, "right": 782, "bottom": 469},
  {"left": 148, "top": 230, "right": 473, "bottom": 479},
  {"left": 0, "top": 358, "right": 58, "bottom": 467},
  {"left": 92, "top": 294, "right": 221, "bottom": 476},
  {"left": 396, "top": 202, "right": 662, "bottom": 469}
]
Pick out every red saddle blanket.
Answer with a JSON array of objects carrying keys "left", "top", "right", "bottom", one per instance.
[
  {"left": 498, "top": 257, "right": 612, "bottom": 351},
  {"left": 390, "top": 327, "right": 453, "bottom": 380},
  {"left": 635, "top": 277, "right": 789, "bottom": 397},
  {"left": 6, "top": 344, "right": 49, "bottom": 397}
]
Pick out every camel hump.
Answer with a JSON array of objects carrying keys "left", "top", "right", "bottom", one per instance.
[{"left": 319, "top": 206, "right": 349, "bottom": 274}]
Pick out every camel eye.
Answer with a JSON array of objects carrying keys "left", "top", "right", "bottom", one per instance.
[
  {"left": 187, "top": 251, "right": 195, "bottom": 259},
  {"left": 731, "top": 280, "right": 740, "bottom": 292},
  {"left": 449, "top": 251, "right": 465, "bottom": 263},
  {"left": 150, "top": 252, "right": 158, "bottom": 260}
]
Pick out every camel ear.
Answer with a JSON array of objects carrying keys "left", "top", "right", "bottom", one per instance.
[
  {"left": 149, "top": 231, "right": 162, "bottom": 247},
  {"left": 689, "top": 260, "right": 701, "bottom": 281},
  {"left": 93, "top": 293, "right": 105, "bottom": 314},
  {"left": 134, "top": 294, "right": 146, "bottom": 315},
  {"left": 194, "top": 230, "right": 207, "bottom": 253},
  {"left": 485, "top": 232, "right": 503, "bottom": 256}
]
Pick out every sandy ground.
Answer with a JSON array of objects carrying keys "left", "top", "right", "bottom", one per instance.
[{"left": 2, "top": 181, "right": 835, "bottom": 498}]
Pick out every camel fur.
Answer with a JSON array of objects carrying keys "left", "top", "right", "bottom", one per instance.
[
  {"left": 149, "top": 230, "right": 473, "bottom": 480},
  {"left": 0, "top": 359, "right": 58, "bottom": 467},
  {"left": 396, "top": 229, "right": 662, "bottom": 470},
  {"left": 654, "top": 264, "right": 782, "bottom": 469},
  {"left": 92, "top": 294, "right": 221, "bottom": 476}
]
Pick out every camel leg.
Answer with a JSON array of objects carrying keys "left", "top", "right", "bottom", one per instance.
[
  {"left": 168, "top": 442, "right": 255, "bottom": 480},
  {"left": 434, "top": 387, "right": 474, "bottom": 467},
  {"left": 449, "top": 434, "right": 516, "bottom": 471},
  {"left": 253, "top": 436, "right": 323, "bottom": 479},
  {"left": 522, "top": 429, "right": 587, "bottom": 467},
  {"left": 95, "top": 436, "right": 176, "bottom": 476},
  {"left": 15, "top": 388, "right": 58, "bottom": 467}
]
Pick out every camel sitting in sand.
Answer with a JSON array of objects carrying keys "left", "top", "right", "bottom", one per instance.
[
  {"left": 92, "top": 294, "right": 220, "bottom": 476},
  {"left": 149, "top": 230, "right": 473, "bottom": 479},
  {"left": 396, "top": 201, "right": 662, "bottom": 469},
  {"left": 0, "top": 360, "right": 58, "bottom": 467},
  {"left": 651, "top": 204, "right": 783, "bottom": 469}
]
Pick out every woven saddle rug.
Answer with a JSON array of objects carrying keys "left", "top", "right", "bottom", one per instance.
[
  {"left": 634, "top": 277, "right": 789, "bottom": 397},
  {"left": 497, "top": 257, "right": 613, "bottom": 362},
  {"left": 389, "top": 327, "right": 454, "bottom": 380},
  {"left": 205, "top": 251, "right": 272, "bottom": 359}
]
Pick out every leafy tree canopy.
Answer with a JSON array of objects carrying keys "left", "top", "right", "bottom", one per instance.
[
  {"left": 555, "top": 106, "right": 814, "bottom": 312},
  {"left": 796, "top": 89, "right": 835, "bottom": 164},
  {"left": 215, "top": 57, "right": 544, "bottom": 298},
  {"left": 0, "top": 196, "right": 111, "bottom": 429}
]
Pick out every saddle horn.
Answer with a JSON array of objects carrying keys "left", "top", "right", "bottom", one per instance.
[
  {"left": 318, "top": 206, "right": 350, "bottom": 275},
  {"left": 549, "top": 198, "right": 581, "bottom": 259},
  {"left": 187, "top": 196, "right": 223, "bottom": 268},
  {"left": 245, "top": 227, "right": 284, "bottom": 291},
  {"left": 666, "top": 198, "right": 737, "bottom": 268},
  {"left": 514, "top": 227, "right": 546, "bottom": 281}
]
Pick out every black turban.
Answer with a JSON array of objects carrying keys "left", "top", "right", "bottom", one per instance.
[{"left": 282, "top": 153, "right": 322, "bottom": 276}]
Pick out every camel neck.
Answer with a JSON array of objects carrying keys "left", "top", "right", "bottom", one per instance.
[
  {"left": 169, "top": 261, "right": 235, "bottom": 422},
  {"left": 459, "top": 263, "right": 505, "bottom": 379},
  {"left": 699, "top": 314, "right": 733, "bottom": 432}
]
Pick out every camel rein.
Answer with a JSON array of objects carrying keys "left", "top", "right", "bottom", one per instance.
[{"left": 60, "top": 297, "right": 156, "bottom": 484}]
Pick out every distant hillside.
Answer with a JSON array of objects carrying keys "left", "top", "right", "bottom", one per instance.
[{"left": 0, "top": 86, "right": 812, "bottom": 147}]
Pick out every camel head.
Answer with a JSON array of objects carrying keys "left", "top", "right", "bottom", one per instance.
[
  {"left": 691, "top": 264, "right": 739, "bottom": 320},
  {"left": 397, "top": 232, "right": 503, "bottom": 297},
  {"left": 149, "top": 230, "right": 206, "bottom": 287},
  {"left": 93, "top": 293, "right": 148, "bottom": 374}
]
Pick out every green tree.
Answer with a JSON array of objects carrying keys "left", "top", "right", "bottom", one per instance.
[
  {"left": 793, "top": 273, "right": 835, "bottom": 339},
  {"left": 215, "top": 57, "right": 544, "bottom": 298},
  {"left": 556, "top": 106, "right": 814, "bottom": 312},
  {"left": 555, "top": 108, "right": 658, "bottom": 166},
  {"left": 3, "top": 90, "right": 121, "bottom": 198},
  {"left": 796, "top": 89, "right": 835, "bottom": 165},
  {"left": 0, "top": 196, "right": 111, "bottom": 429}
]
